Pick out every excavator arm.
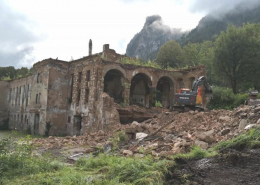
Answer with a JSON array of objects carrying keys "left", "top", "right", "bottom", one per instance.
[
  {"left": 173, "top": 76, "right": 213, "bottom": 111},
  {"left": 192, "top": 76, "right": 213, "bottom": 95}
]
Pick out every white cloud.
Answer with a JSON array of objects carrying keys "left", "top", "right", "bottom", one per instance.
[{"left": 3, "top": 0, "right": 205, "bottom": 67}]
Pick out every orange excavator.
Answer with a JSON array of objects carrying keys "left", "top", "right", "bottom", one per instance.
[{"left": 173, "top": 76, "right": 213, "bottom": 111}]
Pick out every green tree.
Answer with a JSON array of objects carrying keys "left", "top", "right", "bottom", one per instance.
[
  {"left": 0, "top": 66, "right": 32, "bottom": 80},
  {"left": 214, "top": 24, "right": 260, "bottom": 94},
  {"left": 196, "top": 41, "right": 220, "bottom": 85},
  {"left": 0, "top": 67, "right": 16, "bottom": 80},
  {"left": 182, "top": 43, "right": 199, "bottom": 66},
  {"left": 16, "top": 67, "right": 30, "bottom": 77},
  {"left": 156, "top": 40, "right": 184, "bottom": 69},
  {"left": 239, "top": 23, "right": 260, "bottom": 91}
]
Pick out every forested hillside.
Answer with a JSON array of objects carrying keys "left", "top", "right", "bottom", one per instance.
[{"left": 180, "top": 2, "right": 260, "bottom": 45}]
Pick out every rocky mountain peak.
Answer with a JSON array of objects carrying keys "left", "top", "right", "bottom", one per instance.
[
  {"left": 126, "top": 15, "right": 183, "bottom": 61},
  {"left": 144, "top": 15, "right": 162, "bottom": 28}
]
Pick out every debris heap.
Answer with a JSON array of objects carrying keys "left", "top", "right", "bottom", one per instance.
[{"left": 33, "top": 105, "right": 260, "bottom": 158}]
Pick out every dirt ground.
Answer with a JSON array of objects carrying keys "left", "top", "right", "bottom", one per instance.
[{"left": 167, "top": 148, "right": 260, "bottom": 185}]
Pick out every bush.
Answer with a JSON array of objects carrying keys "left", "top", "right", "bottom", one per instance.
[
  {"left": 155, "top": 101, "right": 163, "bottom": 108},
  {"left": 208, "top": 86, "right": 248, "bottom": 109},
  {"left": 109, "top": 131, "right": 127, "bottom": 151},
  {"left": 121, "top": 57, "right": 161, "bottom": 69}
]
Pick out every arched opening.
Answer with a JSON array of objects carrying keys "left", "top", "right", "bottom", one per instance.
[
  {"left": 156, "top": 77, "right": 174, "bottom": 108},
  {"left": 130, "top": 73, "right": 152, "bottom": 107},
  {"left": 104, "top": 69, "right": 124, "bottom": 104},
  {"left": 189, "top": 77, "right": 195, "bottom": 89}
]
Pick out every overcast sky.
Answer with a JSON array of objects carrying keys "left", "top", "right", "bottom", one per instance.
[{"left": 0, "top": 0, "right": 256, "bottom": 68}]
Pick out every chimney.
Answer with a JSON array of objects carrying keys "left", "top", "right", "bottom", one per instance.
[
  {"left": 89, "top": 39, "right": 92, "bottom": 56},
  {"left": 103, "top": 44, "right": 109, "bottom": 51}
]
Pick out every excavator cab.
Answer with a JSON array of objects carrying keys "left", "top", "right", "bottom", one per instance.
[{"left": 179, "top": 88, "right": 191, "bottom": 94}]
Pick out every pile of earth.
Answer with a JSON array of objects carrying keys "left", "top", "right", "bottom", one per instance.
[
  {"left": 32, "top": 105, "right": 260, "bottom": 159},
  {"left": 120, "top": 104, "right": 260, "bottom": 157}
]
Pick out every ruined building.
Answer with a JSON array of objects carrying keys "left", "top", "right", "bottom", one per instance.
[{"left": 0, "top": 41, "right": 206, "bottom": 136}]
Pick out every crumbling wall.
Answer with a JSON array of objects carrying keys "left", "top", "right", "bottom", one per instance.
[
  {"left": 46, "top": 61, "right": 70, "bottom": 136},
  {"left": 29, "top": 61, "right": 51, "bottom": 135},
  {"left": 8, "top": 76, "right": 33, "bottom": 131},
  {"left": 67, "top": 58, "right": 101, "bottom": 135}
]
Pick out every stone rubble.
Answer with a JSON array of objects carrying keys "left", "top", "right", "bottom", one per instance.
[{"left": 32, "top": 104, "right": 260, "bottom": 158}]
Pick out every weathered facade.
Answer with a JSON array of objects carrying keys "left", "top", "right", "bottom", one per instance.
[{"left": 0, "top": 44, "right": 205, "bottom": 136}]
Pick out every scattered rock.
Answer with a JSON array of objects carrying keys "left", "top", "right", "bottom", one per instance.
[
  {"left": 219, "top": 116, "right": 231, "bottom": 122},
  {"left": 132, "top": 121, "right": 139, "bottom": 126},
  {"left": 136, "top": 132, "right": 148, "bottom": 140},
  {"left": 245, "top": 124, "right": 257, "bottom": 130},
  {"left": 98, "top": 130, "right": 105, "bottom": 136},
  {"left": 195, "top": 140, "right": 209, "bottom": 149},
  {"left": 164, "top": 134, "right": 175, "bottom": 141},
  {"left": 239, "top": 119, "right": 248, "bottom": 131},
  {"left": 240, "top": 113, "right": 247, "bottom": 118},
  {"left": 254, "top": 106, "right": 260, "bottom": 113},
  {"left": 221, "top": 128, "right": 230, "bottom": 135},
  {"left": 134, "top": 153, "right": 144, "bottom": 158},
  {"left": 122, "top": 150, "right": 133, "bottom": 156},
  {"left": 145, "top": 143, "right": 158, "bottom": 150},
  {"left": 196, "top": 130, "right": 215, "bottom": 144},
  {"left": 125, "top": 127, "right": 136, "bottom": 134}
]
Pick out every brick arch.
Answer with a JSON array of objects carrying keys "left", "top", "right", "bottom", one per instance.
[
  {"left": 130, "top": 72, "right": 153, "bottom": 107},
  {"left": 103, "top": 65, "right": 127, "bottom": 81},
  {"left": 156, "top": 75, "right": 175, "bottom": 108},
  {"left": 129, "top": 69, "right": 154, "bottom": 87},
  {"left": 154, "top": 73, "right": 177, "bottom": 91},
  {"left": 103, "top": 68, "right": 126, "bottom": 104}
]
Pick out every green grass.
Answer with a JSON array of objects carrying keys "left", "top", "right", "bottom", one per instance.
[
  {"left": 0, "top": 134, "right": 172, "bottom": 185},
  {"left": 76, "top": 154, "right": 172, "bottom": 185},
  {"left": 173, "top": 146, "right": 218, "bottom": 160},
  {"left": 0, "top": 135, "right": 62, "bottom": 184},
  {"left": 0, "top": 130, "right": 46, "bottom": 139},
  {"left": 214, "top": 127, "right": 260, "bottom": 151},
  {"left": 2, "top": 127, "right": 260, "bottom": 185}
]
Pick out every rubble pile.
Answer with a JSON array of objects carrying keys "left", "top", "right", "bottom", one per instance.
[
  {"left": 33, "top": 105, "right": 260, "bottom": 158},
  {"left": 120, "top": 105, "right": 260, "bottom": 157},
  {"left": 33, "top": 130, "right": 116, "bottom": 150}
]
